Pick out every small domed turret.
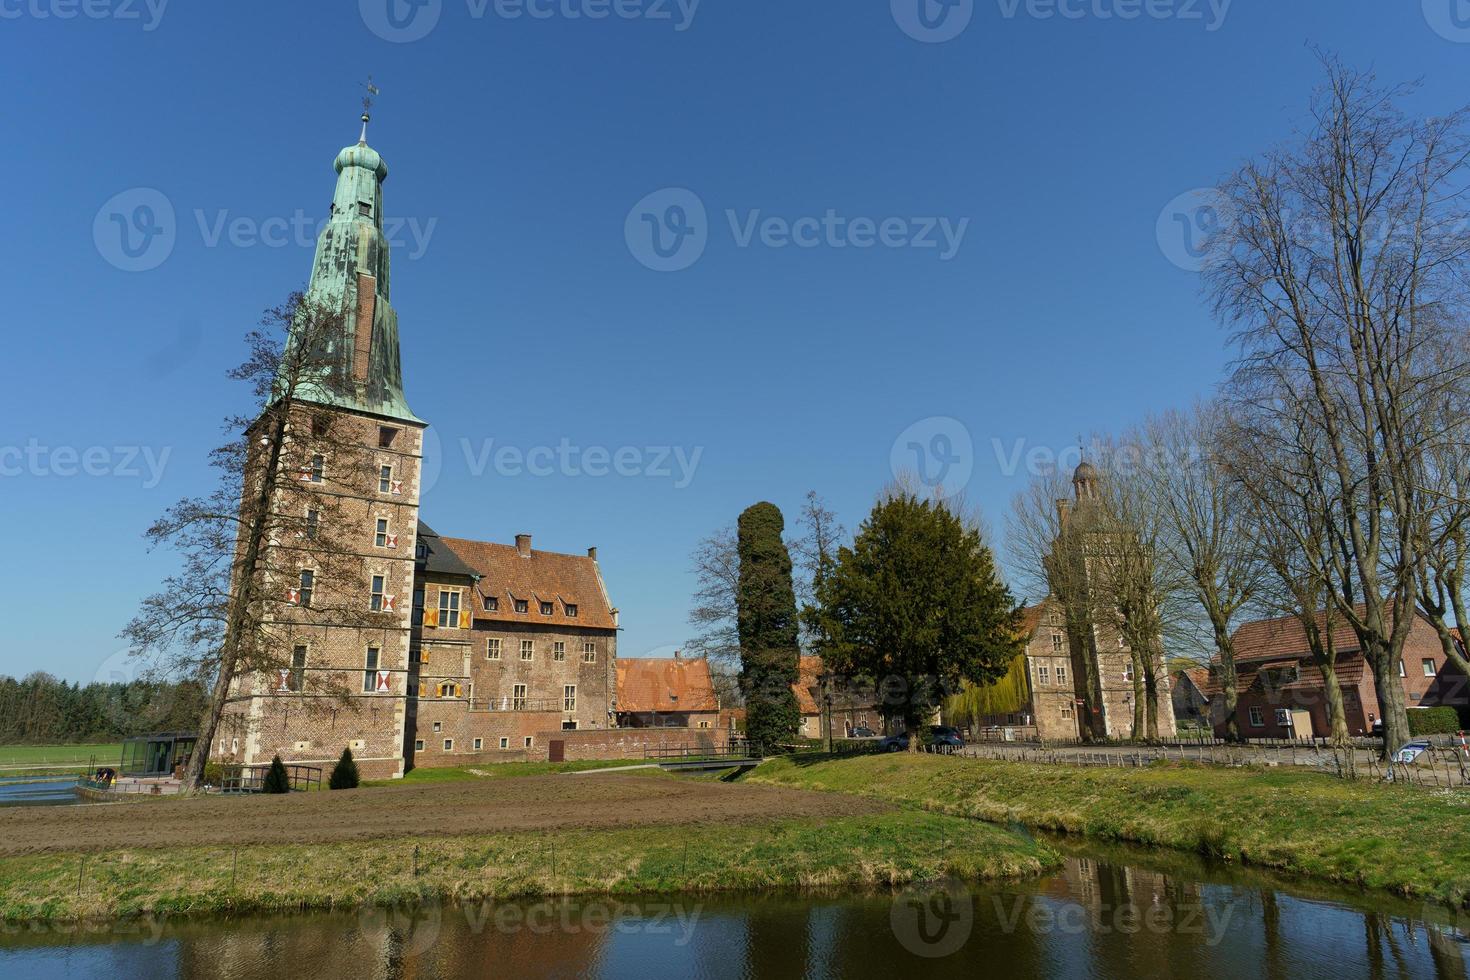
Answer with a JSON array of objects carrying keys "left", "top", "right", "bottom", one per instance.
[{"left": 1073, "top": 460, "right": 1099, "bottom": 500}]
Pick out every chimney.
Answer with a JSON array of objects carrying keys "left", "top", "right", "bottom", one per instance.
[
  {"left": 515, "top": 533, "right": 531, "bottom": 557},
  {"left": 587, "top": 547, "right": 598, "bottom": 561}
]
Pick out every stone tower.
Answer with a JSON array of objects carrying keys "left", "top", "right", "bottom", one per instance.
[{"left": 212, "top": 117, "right": 426, "bottom": 780}]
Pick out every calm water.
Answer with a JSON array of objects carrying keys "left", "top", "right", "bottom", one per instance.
[
  {"left": 0, "top": 777, "right": 80, "bottom": 807},
  {"left": 2, "top": 841, "right": 1465, "bottom": 979}
]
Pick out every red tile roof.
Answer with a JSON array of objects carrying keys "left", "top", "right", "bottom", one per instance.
[
  {"left": 794, "top": 656, "right": 823, "bottom": 715},
  {"left": 1229, "top": 609, "right": 1368, "bottom": 664},
  {"left": 436, "top": 535, "right": 616, "bottom": 630},
  {"left": 616, "top": 656, "right": 719, "bottom": 713}
]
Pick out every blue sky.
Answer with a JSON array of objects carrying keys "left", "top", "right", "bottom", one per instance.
[{"left": 2, "top": 1, "right": 1467, "bottom": 683}]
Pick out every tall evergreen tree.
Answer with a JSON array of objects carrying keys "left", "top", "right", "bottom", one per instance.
[
  {"left": 812, "top": 491, "right": 1023, "bottom": 746},
  {"left": 736, "top": 502, "right": 801, "bottom": 752}
]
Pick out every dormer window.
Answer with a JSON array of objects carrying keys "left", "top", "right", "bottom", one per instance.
[
  {"left": 483, "top": 595, "right": 498, "bottom": 612},
  {"left": 540, "top": 601, "right": 554, "bottom": 616},
  {"left": 565, "top": 603, "right": 578, "bottom": 618},
  {"left": 514, "top": 599, "right": 528, "bottom": 614}
]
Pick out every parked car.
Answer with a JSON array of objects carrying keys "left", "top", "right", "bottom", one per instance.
[
  {"left": 880, "top": 733, "right": 910, "bottom": 752},
  {"left": 879, "top": 729, "right": 964, "bottom": 752},
  {"left": 848, "top": 726, "right": 877, "bottom": 738}
]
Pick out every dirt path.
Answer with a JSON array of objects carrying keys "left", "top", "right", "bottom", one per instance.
[{"left": 0, "top": 773, "right": 887, "bottom": 857}]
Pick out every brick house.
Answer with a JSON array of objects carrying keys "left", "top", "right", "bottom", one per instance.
[
  {"left": 1170, "top": 667, "right": 1212, "bottom": 729},
  {"left": 615, "top": 654, "right": 720, "bottom": 729},
  {"left": 1201, "top": 608, "right": 1467, "bottom": 739},
  {"left": 792, "top": 656, "right": 886, "bottom": 738}
]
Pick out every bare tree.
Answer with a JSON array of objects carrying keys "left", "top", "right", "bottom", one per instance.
[
  {"left": 687, "top": 523, "right": 742, "bottom": 667},
  {"left": 1208, "top": 59, "right": 1470, "bottom": 754},
  {"left": 791, "top": 490, "right": 847, "bottom": 649},
  {"left": 124, "top": 292, "right": 392, "bottom": 790}
]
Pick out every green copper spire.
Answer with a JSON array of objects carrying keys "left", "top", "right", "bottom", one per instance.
[{"left": 286, "top": 111, "right": 421, "bottom": 425}]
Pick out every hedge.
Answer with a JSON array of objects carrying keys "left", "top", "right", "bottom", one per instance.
[{"left": 1407, "top": 706, "right": 1461, "bottom": 736}]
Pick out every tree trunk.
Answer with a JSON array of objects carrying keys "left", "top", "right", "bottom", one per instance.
[
  {"left": 1319, "top": 663, "right": 1349, "bottom": 745},
  {"left": 1141, "top": 649, "right": 1160, "bottom": 742},
  {"left": 1129, "top": 649, "right": 1145, "bottom": 740},
  {"left": 1365, "top": 639, "right": 1410, "bottom": 758},
  {"left": 1211, "top": 620, "right": 1240, "bottom": 742}
]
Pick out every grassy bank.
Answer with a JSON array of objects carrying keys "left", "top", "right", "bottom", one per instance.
[
  {"left": 0, "top": 809, "right": 1056, "bottom": 922},
  {"left": 371, "top": 759, "right": 651, "bottom": 785},
  {"left": 748, "top": 754, "right": 1470, "bottom": 906}
]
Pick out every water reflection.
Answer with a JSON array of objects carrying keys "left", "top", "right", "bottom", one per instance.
[
  {"left": 0, "top": 778, "right": 81, "bottom": 807},
  {"left": 2, "top": 847, "right": 1466, "bottom": 979}
]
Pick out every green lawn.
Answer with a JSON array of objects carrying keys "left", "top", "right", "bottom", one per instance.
[
  {"left": 0, "top": 744, "right": 121, "bottom": 769},
  {"left": 749, "top": 753, "right": 1470, "bottom": 906},
  {"left": 368, "top": 758, "right": 652, "bottom": 785}
]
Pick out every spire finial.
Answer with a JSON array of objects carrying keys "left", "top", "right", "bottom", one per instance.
[{"left": 359, "top": 75, "right": 380, "bottom": 144}]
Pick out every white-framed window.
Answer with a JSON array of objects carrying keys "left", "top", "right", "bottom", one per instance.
[
  {"left": 513, "top": 684, "right": 528, "bottom": 710},
  {"left": 540, "top": 601, "right": 554, "bottom": 616},
  {"left": 483, "top": 594, "right": 498, "bottom": 611},
  {"left": 1249, "top": 706, "right": 1264, "bottom": 727},
  {"left": 582, "top": 642, "right": 596, "bottom": 663},
  {"left": 1055, "top": 665, "right": 1067, "bottom": 686},
  {"left": 1051, "top": 632, "right": 1063, "bottom": 652},
  {"left": 443, "top": 739, "right": 453, "bottom": 751},
  {"left": 289, "top": 645, "right": 307, "bottom": 692},
  {"left": 439, "top": 589, "right": 461, "bottom": 629},
  {"left": 553, "top": 641, "right": 566, "bottom": 661},
  {"left": 414, "top": 739, "right": 424, "bottom": 751},
  {"left": 1037, "top": 665, "right": 1050, "bottom": 685},
  {"left": 433, "top": 721, "right": 442, "bottom": 733},
  {"left": 514, "top": 599, "right": 529, "bottom": 613},
  {"left": 565, "top": 603, "right": 578, "bottom": 618},
  {"left": 1060, "top": 703, "right": 1074, "bottom": 719},
  {"left": 520, "top": 639, "right": 534, "bottom": 661},
  {"left": 473, "top": 737, "right": 483, "bottom": 750},
  {"left": 362, "top": 647, "right": 380, "bottom": 692},
  {"left": 564, "top": 685, "right": 576, "bottom": 711},
  {"left": 1423, "top": 658, "right": 1437, "bottom": 677},
  {"left": 1123, "top": 663, "right": 1135, "bottom": 682},
  {"left": 524, "top": 736, "right": 533, "bottom": 748},
  {"left": 307, "top": 454, "right": 324, "bottom": 483},
  {"left": 379, "top": 464, "right": 393, "bottom": 493},
  {"left": 375, "top": 518, "right": 390, "bottom": 548},
  {"left": 371, "top": 574, "right": 386, "bottom": 611},
  {"left": 499, "top": 737, "right": 509, "bottom": 750},
  {"left": 487, "top": 638, "right": 502, "bottom": 660}
]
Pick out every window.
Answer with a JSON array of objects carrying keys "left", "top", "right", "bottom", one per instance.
[
  {"left": 310, "top": 416, "right": 329, "bottom": 438},
  {"left": 433, "top": 721, "right": 442, "bottom": 733},
  {"left": 413, "top": 587, "right": 425, "bottom": 626},
  {"left": 371, "top": 574, "right": 386, "bottom": 612},
  {"left": 473, "top": 737, "right": 483, "bottom": 750},
  {"left": 553, "top": 641, "right": 566, "bottom": 662},
  {"left": 379, "top": 464, "right": 393, "bottom": 493},
  {"left": 305, "top": 508, "right": 319, "bottom": 540},
  {"left": 564, "top": 685, "right": 576, "bottom": 711},
  {"left": 443, "top": 739, "right": 453, "bottom": 751},
  {"left": 1055, "top": 665, "right": 1067, "bottom": 686},
  {"left": 487, "top": 638, "right": 502, "bottom": 660},
  {"left": 1060, "top": 703, "right": 1074, "bottom": 719},
  {"left": 483, "top": 595, "right": 498, "bottom": 611},
  {"left": 1037, "top": 665, "right": 1050, "bottom": 685},
  {"left": 1399, "top": 660, "right": 1407, "bottom": 678},
  {"left": 1117, "top": 637, "right": 1126, "bottom": 648},
  {"left": 582, "top": 642, "right": 596, "bottom": 663},
  {"left": 1423, "top": 658, "right": 1437, "bottom": 677},
  {"left": 439, "top": 589, "right": 461, "bottom": 629},
  {"left": 1051, "top": 633, "right": 1063, "bottom": 652},
  {"left": 564, "top": 720, "right": 579, "bottom": 730},
  {"left": 414, "top": 739, "right": 424, "bottom": 751},
  {"left": 1123, "top": 663, "right": 1134, "bottom": 682},
  {"left": 1248, "top": 706, "right": 1264, "bottom": 727},
  {"left": 514, "top": 599, "right": 529, "bottom": 614},
  {"left": 289, "top": 645, "right": 307, "bottom": 692},
  {"left": 375, "top": 518, "right": 389, "bottom": 548},
  {"left": 378, "top": 426, "right": 397, "bottom": 448},
  {"left": 565, "top": 603, "right": 578, "bottom": 618},
  {"left": 540, "top": 601, "right": 554, "bottom": 616},
  {"left": 359, "top": 201, "right": 373, "bottom": 218},
  {"left": 363, "top": 647, "right": 380, "bottom": 693},
  {"left": 524, "top": 737, "right": 533, "bottom": 748},
  {"left": 513, "top": 684, "right": 527, "bottom": 710},
  {"left": 307, "top": 454, "right": 324, "bottom": 483},
  {"left": 499, "top": 737, "right": 510, "bottom": 750},
  {"left": 520, "top": 640, "right": 534, "bottom": 661},
  {"left": 298, "top": 569, "right": 314, "bottom": 608}
]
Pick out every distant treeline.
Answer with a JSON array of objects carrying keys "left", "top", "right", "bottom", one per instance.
[{"left": 0, "top": 673, "right": 207, "bottom": 744}]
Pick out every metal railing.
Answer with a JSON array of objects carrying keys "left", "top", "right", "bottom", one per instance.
[
  {"left": 643, "top": 742, "right": 761, "bottom": 761},
  {"left": 218, "top": 763, "right": 323, "bottom": 793},
  {"left": 468, "top": 697, "right": 567, "bottom": 713}
]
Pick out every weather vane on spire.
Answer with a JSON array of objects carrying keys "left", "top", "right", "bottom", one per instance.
[{"left": 359, "top": 75, "right": 380, "bottom": 144}]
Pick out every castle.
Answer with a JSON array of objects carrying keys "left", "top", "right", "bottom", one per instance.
[{"left": 208, "top": 120, "right": 726, "bottom": 779}]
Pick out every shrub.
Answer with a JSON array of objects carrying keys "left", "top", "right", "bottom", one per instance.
[
  {"left": 1407, "top": 707, "right": 1461, "bottom": 737},
  {"left": 261, "top": 755, "right": 291, "bottom": 794},
  {"left": 202, "top": 761, "right": 224, "bottom": 787},
  {"left": 329, "top": 747, "right": 360, "bottom": 790}
]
